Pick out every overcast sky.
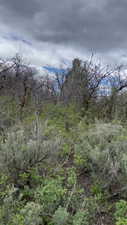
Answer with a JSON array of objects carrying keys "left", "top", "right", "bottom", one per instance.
[{"left": 0, "top": 0, "right": 127, "bottom": 67}]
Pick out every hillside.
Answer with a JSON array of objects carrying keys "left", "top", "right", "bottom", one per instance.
[{"left": 0, "top": 56, "right": 127, "bottom": 225}]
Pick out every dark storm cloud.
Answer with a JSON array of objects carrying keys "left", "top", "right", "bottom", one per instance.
[
  {"left": 0, "top": 0, "right": 127, "bottom": 59},
  {"left": 0, "top": 0, "right": 40, "bottom": 17}
]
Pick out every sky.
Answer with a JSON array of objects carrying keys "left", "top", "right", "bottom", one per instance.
[{"left": 0, "top": 0, "right": 127, "bottom": 69}]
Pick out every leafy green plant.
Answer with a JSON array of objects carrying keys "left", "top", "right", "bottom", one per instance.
[
  {"left": 52, "top": 206, "right": 69, "bottom": 225},
  {"left": 36, "top": 178, "right": 67, "bottom": 213},
  {"left": 9, "top": 202, "right": 43, "bottom": 225},
  {"left": 115, "top": 200, "right": 127, "bottom": 225},
  {"left": 20, "top": 202, "right": 43, "bottom": 225},
  {"left": 73, "top": 209, "right": 89, "bottom": 225}
]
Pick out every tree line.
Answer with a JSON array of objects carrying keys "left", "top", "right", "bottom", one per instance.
[{"left": 0, "top": 54, "right": 127, "bottom": 121}]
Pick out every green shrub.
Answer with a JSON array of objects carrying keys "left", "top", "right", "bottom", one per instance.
[
  {"left": 52, "top": 206, "right": 69, "bottom": 225},
  {"left": 0, "top": 187, "right": 21, "bottom": 225},
  {"left": 36, "top": 178, "right": 67, "bottom": 213},
  {"left": 8, "top": 202, "right": 43, "bottom": 225},
  {"left": 115, "top": 200, "right": 127, "bottom": 222},
  {"left": 0, "top": 125, "right": 62, "bottom": 187},
  {"left": 116, "top": 218, "right": 127, "bottom": 225},
  {"left": 0, "top": 174, "right": 9, "bottom": 202},
  {"left": 73, "top": 209, "right": 89, "bottom": 225},
  {"left": 20, "top": 202, "right": 43, "bottom": 225},
  {"left": 74, "top": 121, "right": 127, "bottom": 189}
]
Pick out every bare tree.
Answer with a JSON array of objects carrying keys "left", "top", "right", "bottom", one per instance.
[{"left": 104, "top": 65, "right": 127, "bottom": 119}]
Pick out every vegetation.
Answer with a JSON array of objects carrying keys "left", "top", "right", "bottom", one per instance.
[{"left": 0, "top": 54, "right": 127, "bottom": 224}]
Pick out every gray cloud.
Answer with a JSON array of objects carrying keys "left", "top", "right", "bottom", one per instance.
[{"left": 0, "top": 0, "right": 127, "bottom": 65}]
